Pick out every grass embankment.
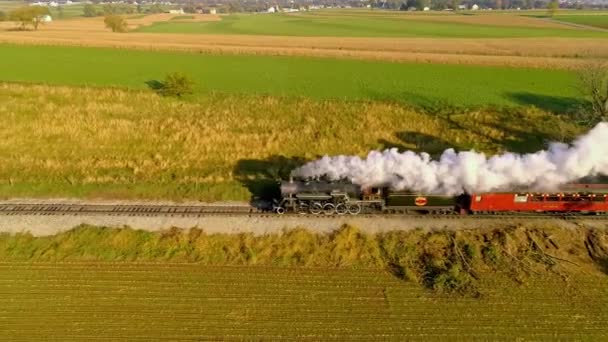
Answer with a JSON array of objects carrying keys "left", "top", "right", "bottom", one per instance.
[
  {"left": 136, "top": 12, "right": 608, "bottom": 38},
  {"left": 0, "top": 44, "right": 581, "bottom": 107},
  {"left": 0, "top": 83, "right": 582, "bottom": 200},
  {"left": 1, "top": 225, "right": 607, "bottom": 339}
]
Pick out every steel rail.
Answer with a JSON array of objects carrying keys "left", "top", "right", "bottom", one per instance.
[{"left": 0, "top": 203, "right": 606, "bottom": 220}]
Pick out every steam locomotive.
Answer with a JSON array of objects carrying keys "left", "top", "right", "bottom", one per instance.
[{"left": 274, "top": 178, "right": 608, "bottom": 215}]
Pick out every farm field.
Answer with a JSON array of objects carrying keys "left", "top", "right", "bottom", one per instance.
[
  {"left": 0, "top": 83, "right": 581, "bottom": 200},
  {"left": 2, "top": 263, "right": 606, "bottom": 340},
  {"left": 1, "top": 13, "right": 606, "bottom": 68},
  {"left": 1, "top": 225, "right": 608, "bottom": 339},
  {"left": 0, "top": 0, "right": 24, "bottom": 11},
  {"left": 0, "top": 44, "right": 581, "bottom": 107},
  {"left": 136, "top": 10, "right": 608, "bottom": 38},
  {"left": 1, "top": 263, "right": 607, "bottom": 340},
  {"left": 554, "top": 14, "right": 608, "bottom": 29},
  {"left": 0, "top": 6, "right": 607, "bottom": 339}
]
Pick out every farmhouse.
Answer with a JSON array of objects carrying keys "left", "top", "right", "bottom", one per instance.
[{"left": 168, "top": 8, "right": 184, "bottom": 14}]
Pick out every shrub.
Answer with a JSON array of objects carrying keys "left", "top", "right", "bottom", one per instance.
[
  {"left": 577, "top": 62, "right": 608, "bottom": 125},
  {"left": 156, "top": 72, "right": 195, "bottom": 98},
  {"left": 104, "top": 15, "right": 128, "bottom": 33}
]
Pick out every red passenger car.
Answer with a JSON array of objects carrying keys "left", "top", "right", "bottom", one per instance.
[{"left": 469, "top": 184, "right": 608, "bottom": 214}]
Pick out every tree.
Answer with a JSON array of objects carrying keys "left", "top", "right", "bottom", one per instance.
[
  {"left": 9, "top": 6, "right": 50, "bottom": 30},
  {"left": 451, "top": 0, "right": 461, "bottom": 10},
  {"left": 547, "top": 0, "right": 559, "bottom": 16},
  {"left": 183, "top": 3, "right": 197, "bottom": 13},
  {"left": 83, "top": 4, "right": 97, "bottom": 17},
  {"left": 104, "top": 15, "right": 128, "bottom": 33},
  {"left": 419, "top": 0, "right": 431, "bottom": 9},
  {"left": 577, "top": 62, "right": 608, "bottom": 125},
  {"left": 147, "top": 4, "right": 164, "bottom": 13},
  {"left": 155, "top": 72, "right": 195, "bottom": 98},
  {"left": 57, "top": 5, "right": 64, "bottom": 19}
]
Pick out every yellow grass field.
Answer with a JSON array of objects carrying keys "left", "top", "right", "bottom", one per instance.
[{"left": 0, "top": 83, "right": 580, "bottom": 200}]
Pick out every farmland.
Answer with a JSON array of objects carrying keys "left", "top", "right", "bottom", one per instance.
[
  {"left": 0, "top": 5, "right": 607, "bottom": 339},
  {"left": 554, "top": 14, "right": 608, "bottom": 29},
  {"left": 0, "top": 44, "right": 581, "bottom": 107},
  {"left": 1, "top": 224, "right": 608, "bottom": 339},
  {"left": 0, "top": 83, "right": 581, "bottom": 200},
  {"left": 1, "top": 13, "right": 606, "bottom": 68},
  {"left": 136, "top": 11, "right": 608, "bottom": 38},
  {"left": 3, "top": 263, "right": 606, "bottom": 340}
]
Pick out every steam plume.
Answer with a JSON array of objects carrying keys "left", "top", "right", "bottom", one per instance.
[{"left": 292, "top": 122, "right": 608, "bottom": 195}]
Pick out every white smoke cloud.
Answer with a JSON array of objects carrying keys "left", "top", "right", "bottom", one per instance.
[{"left": 292, "top": 122, "right": 608, "bottom": 195}]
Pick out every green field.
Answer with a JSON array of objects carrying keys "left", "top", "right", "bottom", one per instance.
[
  {"left": 0, "top": 44, "right": 581, "bottom": 108},
  {"left": 555, "top": 14, "right": 608, "bottom": 29},
  {"left": 1, "top": 225, "right": 607, "bottom": 339},
  {"left": 136, "top": 12, "right": 608, "bottom": 38}
]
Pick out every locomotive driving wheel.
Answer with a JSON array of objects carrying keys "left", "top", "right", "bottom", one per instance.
[
  {"left": 323, "top": 203, "right": 335, "bottom": 215},
  {"left": 335, "top": 203, "right": 347, "bottom": 215},
  {"left": 347, "top": 203, "right": 361, "bottom": 215},
  {"left": 310, "top": 202, "right": 323, "bottom": 215}
]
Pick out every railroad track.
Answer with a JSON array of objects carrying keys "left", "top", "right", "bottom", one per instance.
[
  {"left": 0, "top": 203, "right": 606, "bottom": 220},
  {"left": 0, "top": 203, "right": 260, "bottom": 217}
]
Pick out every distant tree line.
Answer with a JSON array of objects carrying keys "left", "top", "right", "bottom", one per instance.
[
  {"left": 373, "top": 0, "right": 579, "bottom": 10},
  {"left": 151, "top": 0, "right": 608, "bottom": 12},
  {"left": 83, "top": 3, "right": 165, "bottom": 17}
]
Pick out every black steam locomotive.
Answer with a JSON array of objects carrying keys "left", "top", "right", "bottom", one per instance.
[{"left": 275, "top": 178, "right": 461, "bottom": 215}]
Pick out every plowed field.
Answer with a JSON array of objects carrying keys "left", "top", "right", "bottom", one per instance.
[{"left": 1, "top": 263, "right": 606, "bottom": 340}]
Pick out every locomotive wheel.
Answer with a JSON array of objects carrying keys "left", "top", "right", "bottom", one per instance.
[
  {"left": 275, "top": 206, "right": 285, "bottom": 215},
  {"left": 347, "top": 203, "right": 361, "bottom": 215},
  {"left": 335, "top": 203, "right": 347, "bottom": 215},
  {"left": 323, "top": 203, "right": 335, "bottom": 215},
  {"left": 310, "top": 202, "right": 323, "bottom": 215}
]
